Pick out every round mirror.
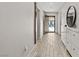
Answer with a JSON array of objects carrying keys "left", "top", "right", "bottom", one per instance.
[{"left": 66, "top": 6, "right": 76, "bottom": 27}]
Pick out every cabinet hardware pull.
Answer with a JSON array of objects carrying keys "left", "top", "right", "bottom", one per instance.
[
  {"left": 73, "top": 34, "right": 75, "bottom": 36},
  {"left": 73, "top": 48, "right": 75, "bottom": 50}
]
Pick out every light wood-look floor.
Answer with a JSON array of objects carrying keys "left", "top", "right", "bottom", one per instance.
[{"left": 27, "top": 33, "right": 70, "bottom": 57}]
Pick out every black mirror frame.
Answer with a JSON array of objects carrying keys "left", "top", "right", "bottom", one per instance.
[{"left": 66, "top": 6, "right": 76, "bottom": 27}]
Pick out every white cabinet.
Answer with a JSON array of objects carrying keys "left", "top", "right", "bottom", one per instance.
[
  {"left": 63, "top": 28, "right": 79, "bottom": 56},
  {"left": 71, "top": 32, "right": 79, "bottom": 49},
  {"left": 70, "top": 31, "right": 79, "bottom": 56}
]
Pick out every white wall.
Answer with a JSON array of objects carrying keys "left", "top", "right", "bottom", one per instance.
[
  {"left": 44, "top": 16, "right": 49, "bottom": 32},
  {"left": 40, "top": 10, "right": 44, "bottom": 39},
  {"left": 37, "top": 3, "right": 44, "bottom": 39},
  {"left": 36, "top": 8, "right": 40, "bottom": 40},
  {"left": 0, "top": 2, "right": 34, "bottom": 56},
  {"left": 57, "top": 11, "right": 62, "bottom": 35}
]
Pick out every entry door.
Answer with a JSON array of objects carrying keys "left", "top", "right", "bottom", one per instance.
[
  {"left": 44, "top": 16, "right": 55, "bottom": 33},
  {"left": 48, "top": 16, "right": 55, "bottom": 32}
]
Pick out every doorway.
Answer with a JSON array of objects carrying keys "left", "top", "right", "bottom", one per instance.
[
  {"left": 44, "top": 16, "right": 55, "bottom": 34},
  {"left": 48, "top": 16, "right": 55, "bottom": 32}
]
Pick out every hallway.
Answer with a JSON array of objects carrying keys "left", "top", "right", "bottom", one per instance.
[
  {"left": 27, "top": 33, "right": 70, "bottom": 57},
  {"left": 0, "top": 2, "right": 79, "bottom": 57}
]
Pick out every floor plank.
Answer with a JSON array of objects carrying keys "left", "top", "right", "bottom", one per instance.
[{"left": 27, "top": 33, "right": 70, "bottom": 57}]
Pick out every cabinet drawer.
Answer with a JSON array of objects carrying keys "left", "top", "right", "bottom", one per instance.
[
  {"left": 70, "top": 42, "right": 79, "bottom": 57},
  {"left": 66, "top": 28, "right": 79, "bottom": 56},
  {"left": 70, "top": 32, "right": 79, "bottom": 49}
]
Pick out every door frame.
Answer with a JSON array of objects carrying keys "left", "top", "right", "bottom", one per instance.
[{"left": 34, "top": 2, "right": 36, "bottom": 44}]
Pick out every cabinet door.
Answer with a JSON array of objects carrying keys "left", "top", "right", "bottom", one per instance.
[
  {"left": 71, "top": 32, "right": 79, "bottom": 49},
  {"left": 67, "top": 30, "right": 79, "bottom": 56},
  {"left": 70, "top": 42, "right": 79, "bottom": 57},
  {"left": 66, "top": 29, "right": 72, "bottom": 51},
  {"left": 64, "top": 28, "right": 79, "bottom": 56}
]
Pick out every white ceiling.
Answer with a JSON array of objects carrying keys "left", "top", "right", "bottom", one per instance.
[{"left": 37, "top": 2, "right": 66, "bottom": 12}]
